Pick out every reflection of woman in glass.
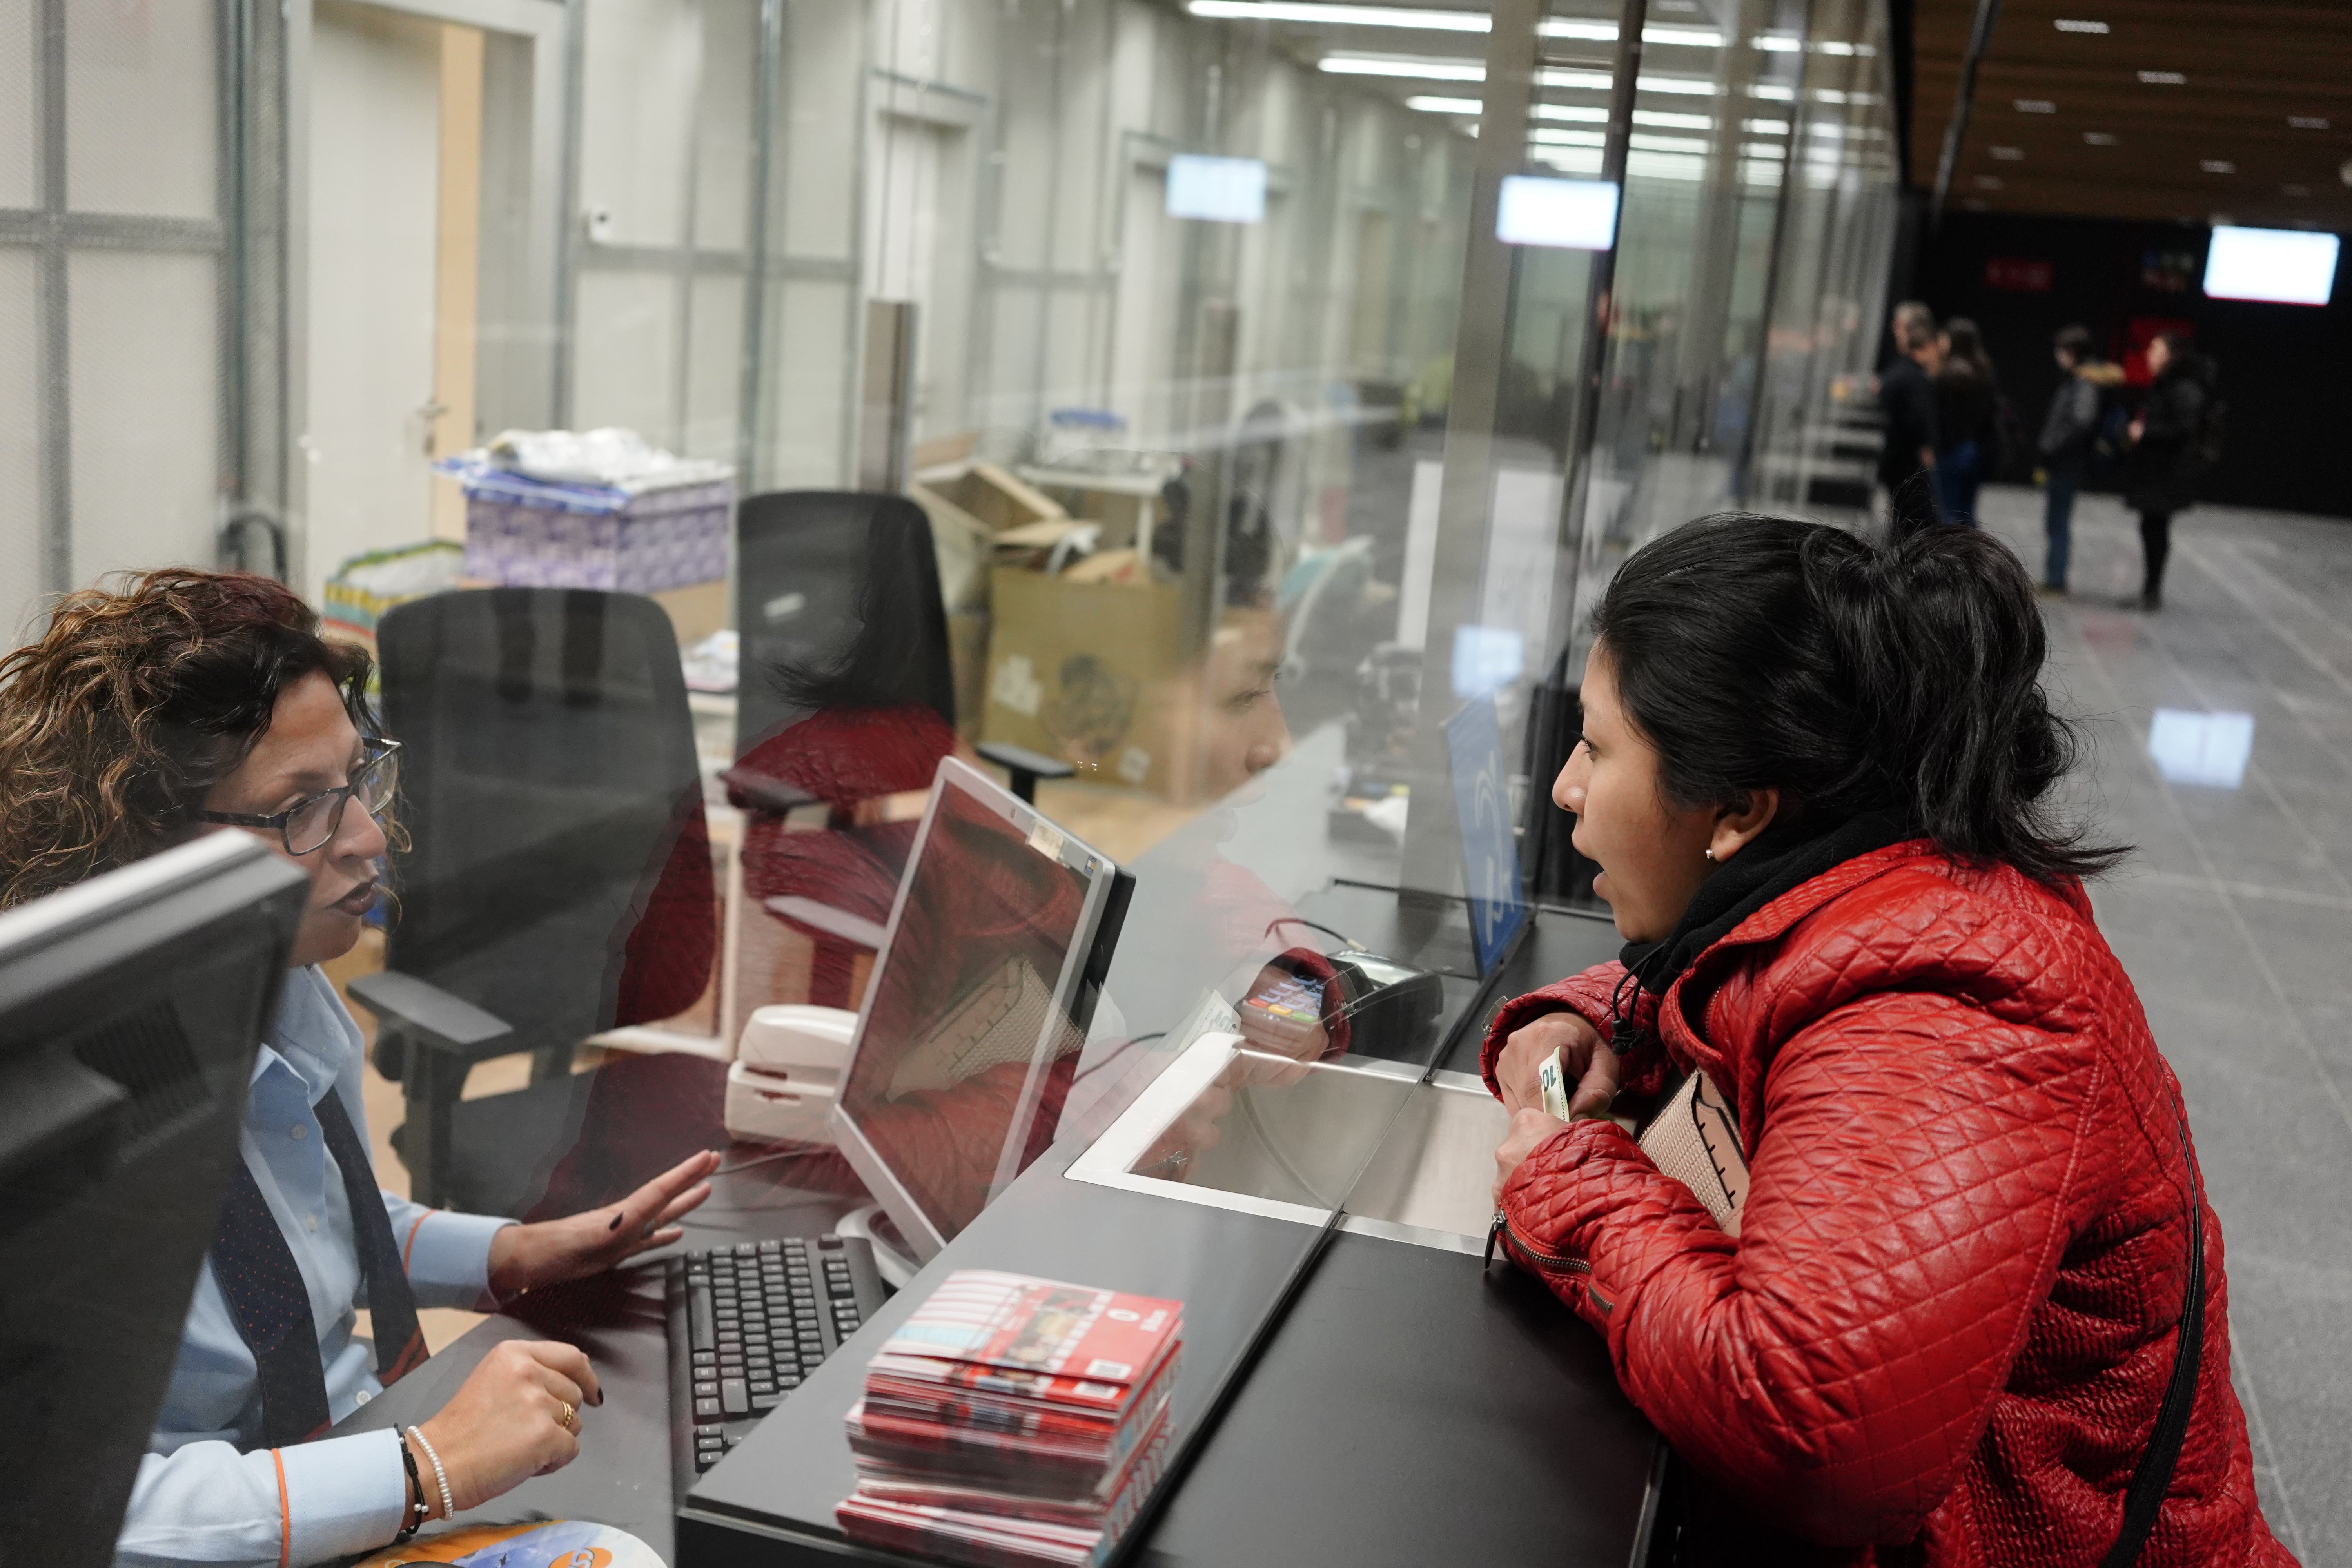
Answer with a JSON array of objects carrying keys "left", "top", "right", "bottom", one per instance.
[
  {"left": 733, "top": 509, "right": 975, "bottom": 1007},
  {"left": 1483, "top": 518, "right": 2285, "bottom": 1564}
]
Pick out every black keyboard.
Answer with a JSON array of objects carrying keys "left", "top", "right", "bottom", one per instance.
[{"left": 665, "top": 1235, "right": 888, "bottom": 1495}]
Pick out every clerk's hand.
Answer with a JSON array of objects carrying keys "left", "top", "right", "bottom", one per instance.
[
  {"left": 2127, "top": 418, "right": 2146, "bottom": 444},
  {"left": 487, "top": 1149, "right": 719, "bottom": 1298},
  {"left": 1134, "top": 1078, "right": 1234, "bottom": 1181},
  {"left": 1492, "top": 1107, "right": 1570, "bottom": 1208},
  {"left": 412, "top": 1339, "right": 600, "bottom": 1515},
  {"left": 1493, "top": 1010, "right": 1618, "bottom": 1120}
]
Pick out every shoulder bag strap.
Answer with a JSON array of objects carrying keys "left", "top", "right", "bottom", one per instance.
[{"left": 2100, "top": 1122, "right": 2207, "bottom": 1568}]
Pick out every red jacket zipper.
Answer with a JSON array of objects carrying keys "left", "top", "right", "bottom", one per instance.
[{"left": 1496, "top": 1212, "right": 1590, "bottom": 1276}]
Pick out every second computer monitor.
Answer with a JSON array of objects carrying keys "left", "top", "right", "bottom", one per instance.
[
  {"left": 831, "top": 757, "right": 1129, "bottom": 1260},
  {"left": 0, "top": 833, "right": 308, "bottom": 1565}
]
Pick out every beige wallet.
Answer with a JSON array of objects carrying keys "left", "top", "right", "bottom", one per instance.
[{"left": 1636, "top": 1070, "right": 1750, "bottom": 1236}]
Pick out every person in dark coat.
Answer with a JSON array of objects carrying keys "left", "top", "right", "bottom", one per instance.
[
  {"left": 1874, "top": 300, "right": 1940, "bottom": 533},
  {"left": 1931, "top": 318, "right": 1999, "bottom": 528},
  {"left": 2035, "top": 325, "right": 2123, "bottom": 596},
  {"left": 2122, "top": 332, "right": 2212, "bottom": 612}
]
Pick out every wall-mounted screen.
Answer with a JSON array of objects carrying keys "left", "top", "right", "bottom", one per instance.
[
  {"left": 1166, "top": 155, "right": 1267, "bottom": 223},
  {"left": 1495, "top": 174, "right": 1619, "bottom": 250},
  {"left": 2202, "top": 225, "right": 2340, "bottom": 307}
]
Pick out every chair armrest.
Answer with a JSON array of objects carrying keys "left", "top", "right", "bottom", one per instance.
[
  {"left": 974, "top": 741, "right": 1075, "bottom": 782},
  {"left": 761, "top": 896, "right": 888, "bottom": 951},
  {"left": 347, "top": 969, "right": 517, "bottom": 1061},
  {"left": 722, "top": 766, "right": 823, "bottom": 815}
]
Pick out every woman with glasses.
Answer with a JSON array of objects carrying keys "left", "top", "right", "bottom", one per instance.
[{"left": 0, "top": 570, "right": 718, "bottom": 1568}]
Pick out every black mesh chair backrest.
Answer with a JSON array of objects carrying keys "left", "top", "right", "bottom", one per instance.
[
  {"left": 734, "top": 490, "right": 955, "bottom": 759},
  {"left": 377, "top": 588, "right": 710, "bottom": 1055}
]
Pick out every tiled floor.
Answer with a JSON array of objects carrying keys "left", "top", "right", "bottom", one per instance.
[{"left": 1976, "top": 483, "right": 2352, "bottom": 1563}]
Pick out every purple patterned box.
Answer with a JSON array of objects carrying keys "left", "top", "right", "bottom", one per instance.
[{"left": 458, "top": 475, "right": 731, "bottom": 593}]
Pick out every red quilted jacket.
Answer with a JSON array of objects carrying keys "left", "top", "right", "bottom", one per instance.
[{"left": 1482, "top": 841, "right": 2294, "bottom": 1566}]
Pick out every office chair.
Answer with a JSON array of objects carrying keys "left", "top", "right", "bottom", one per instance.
[
  {"left": 351, "top": 588, "right": 716, "bottom": 1212},
  {"left": 733, "top": 491, "right": 957, "bottom": 759}
]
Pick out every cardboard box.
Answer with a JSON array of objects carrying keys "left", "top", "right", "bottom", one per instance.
[
  {"left": 910, "top": 460, "right": 1069, "bottom": 613},
  {"left": 980, "top": 567, "right": 1200, "bottom": 801}
]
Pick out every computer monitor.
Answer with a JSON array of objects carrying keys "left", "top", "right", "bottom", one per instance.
[
  {"left": 831, "top": 757, "right": 1131, "bottom": 1261},
  {"left": 0, "top": 833, "right": 309, "bottom": 1564}
]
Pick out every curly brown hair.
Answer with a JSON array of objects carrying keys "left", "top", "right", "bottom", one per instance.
[{"left": 0, "top": 569, "right": 380, "bottom": 910}]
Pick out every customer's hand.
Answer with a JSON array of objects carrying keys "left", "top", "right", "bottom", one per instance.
[
  {"left": 1492, "top": 1010, "right": 1618, "bottom": 1119},
  {"left": 487, "top": 1149, "right": 719, "bottom": 1298},
  {"left": 1230, "top": 965, "right": 1332, "bottom": 1087},
  {"left": 1492, "top": 1107, "right": 1569, "bottom": 1207},
  {"left": 411, "top": 1339, "right": 600, "bottom": 1515}
]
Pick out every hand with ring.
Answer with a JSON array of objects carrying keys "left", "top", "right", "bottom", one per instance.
[{"left": 407, "top": 1339, "right": 601, "bottom": 1519}]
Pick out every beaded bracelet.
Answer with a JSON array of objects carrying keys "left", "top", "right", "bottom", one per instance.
[
  {"left": 409, "top": 1425, "right": 456, "bottom": 1524},
  {"left": 392, "top": 1426, "right": 430, "bottom": 1544}
]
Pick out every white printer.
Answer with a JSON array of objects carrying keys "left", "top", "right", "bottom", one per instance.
[{"left": 722, "top": 1004, "right": 859, "bottom": 1146}]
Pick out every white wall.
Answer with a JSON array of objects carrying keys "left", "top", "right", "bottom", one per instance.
[
  {"left": 302, "top": 0, "right": 443, "bottom": 603},
  {"left": 0, "top": 248, "right": 41, "bottom": 646}
]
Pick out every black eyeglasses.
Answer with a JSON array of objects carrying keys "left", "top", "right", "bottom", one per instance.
[{"left": 201, "top": 738, "right": 402, "bottom": 856}]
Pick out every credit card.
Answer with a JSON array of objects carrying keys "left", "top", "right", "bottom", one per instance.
[{"left": 1538, "top": 1047, "right": 1572, "bottom": 1121}]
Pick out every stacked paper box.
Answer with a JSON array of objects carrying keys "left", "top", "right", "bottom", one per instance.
[{"left": 837, "top": 1270, "right": 1181, "bottom": 1568}]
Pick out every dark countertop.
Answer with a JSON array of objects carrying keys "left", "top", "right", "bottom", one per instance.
[{"left": 344, "top": 888, "right": 1642, "bottom": 1567}]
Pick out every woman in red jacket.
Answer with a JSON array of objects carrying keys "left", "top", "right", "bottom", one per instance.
[{"left": 1485, "top": 516, "right": 2290, "bottom": 1566}]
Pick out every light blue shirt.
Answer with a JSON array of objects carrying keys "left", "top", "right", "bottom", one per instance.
[{"left": 115, "top": 967, "right": 514, "bottom": 1568}]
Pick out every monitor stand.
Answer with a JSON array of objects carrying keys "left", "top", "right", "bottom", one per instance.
[{"left": 833, "top": 1203, "right": 918, "bottom": 1290}]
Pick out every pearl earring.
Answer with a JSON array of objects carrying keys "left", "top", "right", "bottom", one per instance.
[{"left": 1703, "top": 848, "right": 1717, "bottom": 861}]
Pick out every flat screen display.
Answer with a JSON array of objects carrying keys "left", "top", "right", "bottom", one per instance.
[
  {"left": 1495, "top": 174, "right": 1619, "bottom": 250},
  {"left": 2202, "top": 225, "right": 2340, "bottom": 306},
  {"left": 837, "top": 763, "right": 1103, "bottom": 1245},
  {"left": 1165, "top": 154, "right": 1267, "bottom": 223}
]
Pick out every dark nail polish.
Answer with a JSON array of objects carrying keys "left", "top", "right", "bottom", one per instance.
[{"left": 607, "top": 1212, "right": 623, "bottom": 1230}]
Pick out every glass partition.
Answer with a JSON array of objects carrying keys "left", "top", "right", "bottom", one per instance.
[{"left": 0, "top": 0, "right": 1899, "bottom": 1542}]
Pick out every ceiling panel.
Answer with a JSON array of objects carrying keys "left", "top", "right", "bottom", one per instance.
[{"left": 1910, "top": 0, "right": 2352, "bottom": 229}]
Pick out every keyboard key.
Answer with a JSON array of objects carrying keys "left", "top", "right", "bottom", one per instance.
[
  {"left": 750, "top": 1378, "right": 775, "bottom": 1394},
  {"left": 688, "top": 1284, "right": 715, "bottom": 1350},
  {"left": 692, "top": 1350, "right": 714, "bottom": 1368},
  {"left": 751, "top": 1392, "right": 782, "bottom": 1411},
  {"left": 693, "top": 1380, "right": 718, "bottom": 1398},
  {"left": 694, "top": 1396, "right": 720, "bottom": 1419},
  {"left": 721, "top": 1377, "right": 750, "bottom": 1416}
]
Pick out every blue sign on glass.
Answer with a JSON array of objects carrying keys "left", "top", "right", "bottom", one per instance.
[{"left": 1446, "top": 692, "right": 1528, "bottom": 975}]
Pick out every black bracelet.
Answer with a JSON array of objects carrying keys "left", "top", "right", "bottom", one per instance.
[{"left": 392, "top": 1425, "right": 429, "bottom": 1545}]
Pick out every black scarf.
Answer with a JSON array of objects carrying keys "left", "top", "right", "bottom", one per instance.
[{"left": 1620, "top": 808, "right": 1916, "bottom": 1000}]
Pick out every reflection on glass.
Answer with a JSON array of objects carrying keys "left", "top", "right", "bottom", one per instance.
[{"left": 2147, "top": 709, "right": 2254, "bottom": 789}]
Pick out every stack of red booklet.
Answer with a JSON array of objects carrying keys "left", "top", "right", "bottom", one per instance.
[{"left": 837, "top": 1270, "right": 1183, "bottom": 1568}]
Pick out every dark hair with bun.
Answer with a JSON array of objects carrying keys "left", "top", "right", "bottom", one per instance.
[{"left": 1591, "top": 514, "right": 2125, "bottom": 885}]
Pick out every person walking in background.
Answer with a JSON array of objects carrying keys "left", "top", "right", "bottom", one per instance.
[
  {"left": 2122, "top": 331, "right": 2214, "bottom": 612},
  {"left": 2035, "top": 325, "right": 2123, "bottom": 597},
  {"left": 1875, "top": 301, "right": 1941, "bottom": 535},
  {"left": 1932, "top": 318, "right": 1999, "bottom": 528}
]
